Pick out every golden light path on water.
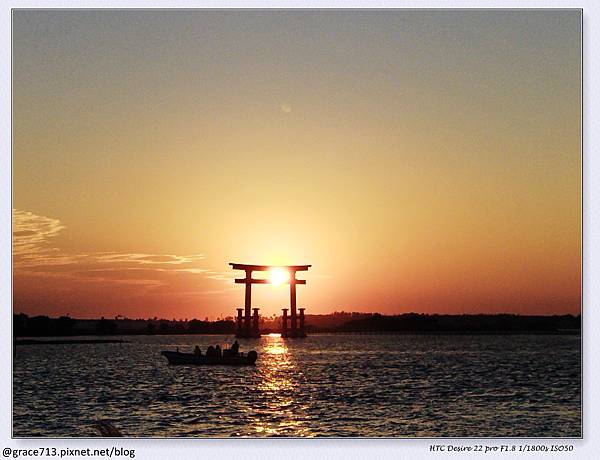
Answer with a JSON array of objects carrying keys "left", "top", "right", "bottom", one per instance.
[{"left": 251, "top": 333, "right": 314, "bottom": 437}]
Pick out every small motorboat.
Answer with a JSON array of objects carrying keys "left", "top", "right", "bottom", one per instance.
[{"left": 161, "top": 349, "right": 258, "bottom": 366}]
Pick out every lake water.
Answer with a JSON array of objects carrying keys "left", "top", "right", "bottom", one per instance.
[{"left": 13, "top": 334, "right": 581, "bottom": 437}]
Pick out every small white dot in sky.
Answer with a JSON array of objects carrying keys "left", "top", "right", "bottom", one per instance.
[{"left": 280, "top": 103, "right": 292, "bottom": 113}]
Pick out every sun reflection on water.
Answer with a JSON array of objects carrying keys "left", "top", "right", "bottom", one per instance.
[
  {"left": 264, "top": 341, "right": 286, "bottom": 355},
  {"left": 252, "top": 334, "right": 313, "bottom": 437}
]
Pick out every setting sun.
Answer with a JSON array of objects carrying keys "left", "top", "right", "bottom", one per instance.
[{"left": 269, "top": 268, "right": 290, "bottom": 286}]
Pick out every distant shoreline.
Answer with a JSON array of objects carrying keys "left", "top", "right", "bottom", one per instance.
[
  {"left": 312, "top": 329, "right": 581, "bottom": 336},
  {"left": 12, "top": 330, "right": 580, "bottom": 343},
  {"left": 13, "top": 312, "right": 580, "bottom": 338}
]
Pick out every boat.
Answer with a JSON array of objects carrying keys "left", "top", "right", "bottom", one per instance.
[{"left": 161, "top": 349, "right": 258, "bottom": 366}]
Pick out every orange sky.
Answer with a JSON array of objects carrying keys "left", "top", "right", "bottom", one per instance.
[{"left": 13, "top": 11, "right": 581, "bottom": 319}]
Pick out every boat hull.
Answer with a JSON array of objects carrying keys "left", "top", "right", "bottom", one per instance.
[{"left": 161, "top": 350, "right": 257, "bottom": 366}]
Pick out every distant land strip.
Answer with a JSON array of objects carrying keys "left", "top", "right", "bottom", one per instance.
[{"left": 13, "top": 312, "right": 580, "bottom": 337}]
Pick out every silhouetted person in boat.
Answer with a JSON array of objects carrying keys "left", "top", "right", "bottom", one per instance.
[
  {"left": 194, "top": 345, "right": 201, "bottom": 356},
  {"left": 215, "top": 345, "right": 222, "bottom": 357},
  {"left": 206, "top": 345, "right": 215, "bottom": 357},
  {"left": 231, "top": 340, "right": 239, "bottom": 355}
]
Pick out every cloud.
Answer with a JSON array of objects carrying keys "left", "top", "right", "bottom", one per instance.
[
  {"left": 13, "top": 209, "right": 65, "bottom": 264},
  {"left": 12, "top": 209, "right": 216, "bottom": 293}
]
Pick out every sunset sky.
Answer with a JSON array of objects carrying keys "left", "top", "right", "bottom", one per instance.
[{"left": 13, "top": 10, "right": 581, "bottom": 319}]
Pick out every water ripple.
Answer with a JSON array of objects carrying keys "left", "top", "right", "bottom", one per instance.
[{"left": 13, "top": 334, "right": 580, "bottom": 437}]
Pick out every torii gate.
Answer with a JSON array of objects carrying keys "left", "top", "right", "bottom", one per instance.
[{"left": 229, "top": 263, "right": 311, "bottom": 338}]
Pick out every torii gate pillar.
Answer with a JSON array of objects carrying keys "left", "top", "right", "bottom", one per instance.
[{"left": 286, "top": 267, "right": 309, "bottom": 338}]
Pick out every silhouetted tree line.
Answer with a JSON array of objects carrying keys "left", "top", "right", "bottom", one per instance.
[
  {"left": 13, "top": 313, "right": 235, "bottom": 337},
  {"left": 13, "top": 312, "right": 579, "bottom": 337},
  {"left": 14, "top": 314, "right": 76, "bottom": 336},
  {"left": 332, "top": 313, "right": 580, "bottom": 334}
]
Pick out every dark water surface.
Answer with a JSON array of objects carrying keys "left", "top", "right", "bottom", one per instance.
[{"left": 13, "top": 334, "right": 581, "bottom": 437}]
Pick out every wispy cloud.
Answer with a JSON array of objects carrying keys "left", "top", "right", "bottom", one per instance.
[
  {"left": 13, "top": 209, "right": 66, "bottom": 265},
  {"left": 12, "top": 209, "right": 217, "bottom": 293}
]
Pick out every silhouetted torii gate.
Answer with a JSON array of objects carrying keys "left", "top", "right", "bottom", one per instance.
[{"left": 229, "top": 263, "right": 311, "bottom": 338}]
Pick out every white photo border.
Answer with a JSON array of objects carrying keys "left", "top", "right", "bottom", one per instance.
[{"left": 1, "top": 2, "right": 594, "bottom": 459}]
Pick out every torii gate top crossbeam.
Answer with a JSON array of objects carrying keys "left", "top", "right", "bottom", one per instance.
[{"left": 229, "top": 263, "right": 311, "bottom": 271}]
